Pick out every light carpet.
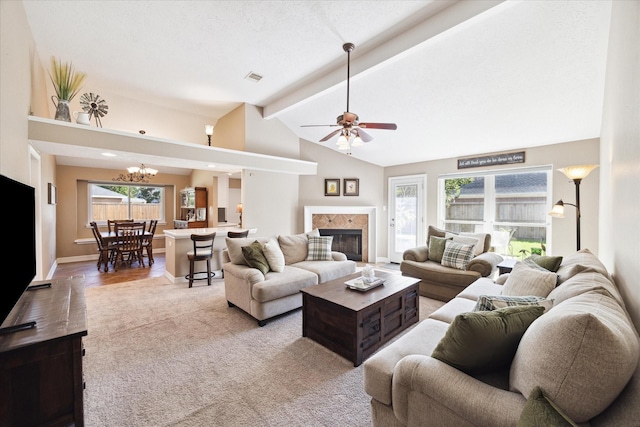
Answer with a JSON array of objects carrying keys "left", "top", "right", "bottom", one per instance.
[{"left": 83, "top": 275, "right": 444, "bottom": 426}]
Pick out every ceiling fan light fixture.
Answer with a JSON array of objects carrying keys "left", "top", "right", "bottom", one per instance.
[
  {"left": 300, "top": 42, "right": 397, "bottom": 149},
  {"left": 351, "top": 132, "right": 364, "bottom": 147}
]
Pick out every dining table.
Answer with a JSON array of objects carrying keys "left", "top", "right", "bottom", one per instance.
[
  {"left": 100, "top": 228, "right": 154, "bottom": 269},
  {"left": 100, "top": 230, "right": 152, "bottom": 245}
]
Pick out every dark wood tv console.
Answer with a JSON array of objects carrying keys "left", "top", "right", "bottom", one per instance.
[{"left": 0, "top": 277, "right": 87, "bottom": 427}]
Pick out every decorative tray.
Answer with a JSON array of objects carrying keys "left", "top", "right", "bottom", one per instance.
[{"left": 345, "top": 277, "right": 385, "bottom": 291}]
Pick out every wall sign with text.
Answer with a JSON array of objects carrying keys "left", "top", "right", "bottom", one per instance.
[{"left": 457, "top": 151, "right": 525, "bottom": 169}]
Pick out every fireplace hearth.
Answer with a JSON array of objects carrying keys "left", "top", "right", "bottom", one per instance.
[{"left": 320, "top": 229, "right": 363, "bottom": 261}]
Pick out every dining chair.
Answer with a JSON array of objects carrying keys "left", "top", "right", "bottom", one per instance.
[
  {"left": 113, "top": 222, "right": 146, "bottom": 271},
  {"left": 142, "top": 219, "right": 158, "bottom": 265},
  {"left": 107, "top": 218, "right": 134, "bottom": 234},
  {"left": 90, "top": 221, "right": 113, "bottom": 272},
  {"left": 186, "top": 232, "right": 216, "bottom": 287}
]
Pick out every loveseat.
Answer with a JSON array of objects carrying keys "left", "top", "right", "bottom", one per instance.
[
  {"left": 400, "top": 225, "right": 503, "bottom": 301},
  {"left": 223, "top": 231, "right": 356, "bottom": 326},
  {"left": 364, "top": 249, "right": 640, "bottom": 426}
]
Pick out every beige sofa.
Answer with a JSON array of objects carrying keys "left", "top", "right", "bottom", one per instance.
[
  {"left": 223, "top": 232, "right": 356, "bottom": 326},
  {"left": 364, "top": 249, "right": 640, "bottom": 426},
  {"left": 400, "top": 225, "right": 503, "bottom": 301}
]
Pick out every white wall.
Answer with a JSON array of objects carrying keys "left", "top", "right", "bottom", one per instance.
[
  {"left": 299, "top": 140, "right": 385, "bottom": 258},
  {"left": 599, "top": 0, "right": 640, "bottom": 329},
  {"left": 384, "top": 138, "right": 600, "bottom": 257}
]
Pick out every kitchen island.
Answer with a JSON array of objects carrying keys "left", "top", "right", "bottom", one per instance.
[{"left": 163, "top": 227, "right": 257, "bottom": 283}]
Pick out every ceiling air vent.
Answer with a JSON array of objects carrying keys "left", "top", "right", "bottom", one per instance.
[{"left": 244, "top": 72, "right": 263, "bottom": 83}]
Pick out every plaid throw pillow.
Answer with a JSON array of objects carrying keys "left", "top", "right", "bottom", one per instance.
[
  {"left": 306, "top": 236, "right": 333, "bottom": 261},
  {"left": 441, "top": 240, "right": 475, "bottom": 270},
  {"left": 474, "top": 295, "right": 554, "bottom": 313}
]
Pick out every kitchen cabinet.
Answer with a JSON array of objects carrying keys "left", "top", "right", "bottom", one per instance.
[{"left": 179, "top": 187, "right": 208, "bottom": 228}]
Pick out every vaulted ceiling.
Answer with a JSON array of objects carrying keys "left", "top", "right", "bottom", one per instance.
[{"left": 23, "top": 0, "right": 612, "bottom": 170}]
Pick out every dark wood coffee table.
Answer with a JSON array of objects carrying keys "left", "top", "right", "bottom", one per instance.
[{"left": 301, "top": 270, "right": 420, "bottom": 366}]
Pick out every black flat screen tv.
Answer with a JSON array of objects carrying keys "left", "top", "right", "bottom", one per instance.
[{"left": 0, "top": 174, "right": 36, "bottom": 327}]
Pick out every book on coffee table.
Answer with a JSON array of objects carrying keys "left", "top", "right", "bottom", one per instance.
[{"left": 345, "top": 277, "right": 385, "bottom": 291}]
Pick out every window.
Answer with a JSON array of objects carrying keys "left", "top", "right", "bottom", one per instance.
[
  {"left": 439, "top": 167, "right": 551, "bottom": 257},
  {"left": 89, "top": 183, "right": 164, "bottom": 224}
]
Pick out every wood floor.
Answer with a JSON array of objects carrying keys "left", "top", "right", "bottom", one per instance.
[
  {"left": 52, "top": 253, "right": 168, "bottom": 288},
  {"left": 51, "top": 253, "right": 400, "bottom": 289}
]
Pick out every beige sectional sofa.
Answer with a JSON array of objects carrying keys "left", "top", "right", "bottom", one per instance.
[
  {"left": 364, "top": 249, "right": 640, "bottom": 426},
  {"left": 401, "top": 225, "right": 503, "bottom": 302},
  {"left": 223, "top": 231, "right": 356, "bottom": 326}
]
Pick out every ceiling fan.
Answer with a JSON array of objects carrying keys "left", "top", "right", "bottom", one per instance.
[{"left": 301, "top": 42, "right": 397, "bottom": 150}]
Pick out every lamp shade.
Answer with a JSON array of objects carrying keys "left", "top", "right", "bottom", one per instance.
[
  {"left": 236, "top": 203, "right": 243, "bottom": 213},
  {"left": 548, "top": 200, "right": 565, "bottom": 217},
  {"left": 558, "top": 164, "right": 598, "bottom": 181},
  {"left": 205, "top": 124, "right": 214, "bottom": 136}
]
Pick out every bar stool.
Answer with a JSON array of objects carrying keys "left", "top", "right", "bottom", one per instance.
[
  {"left": 227, "top": 230, "right": 249, "bottom": 239},
  {"left": 185, "top": 232, "right": 216, "bottom": 288}
]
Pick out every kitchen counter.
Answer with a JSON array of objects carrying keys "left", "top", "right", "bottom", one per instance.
[{"left": 163, "top": 227, "right": 257, "bottom": 283}]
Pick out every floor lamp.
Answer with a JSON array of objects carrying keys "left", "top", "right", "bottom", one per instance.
[{"left": 548, "top": 164, "right": 598, "bottom": 251}]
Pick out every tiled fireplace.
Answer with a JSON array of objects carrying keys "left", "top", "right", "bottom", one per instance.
[{"left": 304, "top": 206, "right": 377, "bottom": 263}]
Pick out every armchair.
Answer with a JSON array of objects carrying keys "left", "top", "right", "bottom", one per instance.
[{"left": 400, "top": 225, "right": 503, "bottom": 301}]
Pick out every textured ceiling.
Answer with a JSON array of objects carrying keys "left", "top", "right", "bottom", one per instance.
[{"left": 22, "top": 0, "right": 612, "bottom": 170}]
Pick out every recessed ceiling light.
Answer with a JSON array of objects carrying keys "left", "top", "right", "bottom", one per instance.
[
  {"left": 244, "top": 72, "right": 263, "bottom": 83},
  {"left": 101, "top": 152, "right": 116, "bottom": 157},
  {"left": 208, "top": 164, "right": 216, "bottom": 168}
]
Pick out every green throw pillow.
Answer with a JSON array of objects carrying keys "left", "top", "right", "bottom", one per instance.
[
  {"left": 517, "top": 386, "right": 578, "bottom": 427},
  {"left": 431, "top": 305, "right": 544, "bottom": 374},
  {"left": 428, "top": 236, "right": 450, "bottom": 263},
  {"left": 242, "top": 241, "right": 270, "bottom": 275},
  {"left": 529, "top": 255, "right": 563, "bottom": 272}
]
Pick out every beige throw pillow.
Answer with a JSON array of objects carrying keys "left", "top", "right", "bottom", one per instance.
[
  {"left": 502, "top": 262, "right": 557, "bottom": 298},
  {"left": 225, "top": 237, "right": 258, "bottom": 265},
  {"left": 262, "top": 238, "right": 285, "bottom": 272}
]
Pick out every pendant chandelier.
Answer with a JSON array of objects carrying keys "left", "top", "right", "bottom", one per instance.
[{"left": 113, "top": 163, "right": 158, "bottom": 183}]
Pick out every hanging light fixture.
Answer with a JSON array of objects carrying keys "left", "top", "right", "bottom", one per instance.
[{"left": 113, "top": 163, "right": 158, "bottom": 183}]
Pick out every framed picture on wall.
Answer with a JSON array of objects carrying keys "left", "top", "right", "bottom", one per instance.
[
  {"left": 325, "top": 179, "right": 340, "bottom": 196},
  {"left": 344, "top": 178, "right": 359, "bottom": 196},
  {"left": 48, "top": 183, "right": 57, "bottom": 205}
]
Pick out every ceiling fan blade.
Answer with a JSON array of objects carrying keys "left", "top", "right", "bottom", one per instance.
[
  {"left": 354, "top": 128, "right": 373, "bottom": 142},
  {"left": 301, "top": 124, "right": 340, "bottom": 128},
  {"left": 358, "top": 122, "right": 397, "bottom": 130},
  {"left": 319, "top": 128, "right": 342, "bottom": 142}
]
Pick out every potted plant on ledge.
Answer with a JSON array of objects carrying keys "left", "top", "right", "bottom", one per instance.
[{"left": 49, "top": 57, "right": 86, "bottom": 122}]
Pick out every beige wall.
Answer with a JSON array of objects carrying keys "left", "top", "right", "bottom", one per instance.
[
  {"left": 0, "top": 1, "right": 56, "bottom": 279},
  {"left": 599, "top": 0, "right": 640, "bottom": 329},
  {"left": 211, "top": 104, "right": 245, "bottom": 151},
  {"left": 299, "top": 140, "right": 385, "bottom": 254},
  {"left": 383, "top": 138, "right": 600, "bottom": 258},
  {"left": 2, "top": 1, "right": 639, "bottom": 331},
  {"left": 55, "top": 165, "right": 191, "bottom": 260}
]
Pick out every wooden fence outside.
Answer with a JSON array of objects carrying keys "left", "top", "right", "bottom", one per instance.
[
  {"left": 92, "top": 203, "right": 161, "bottom": 221},
  {"left": 447, "top": 198, "right": 547, "bottom": 241}
]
